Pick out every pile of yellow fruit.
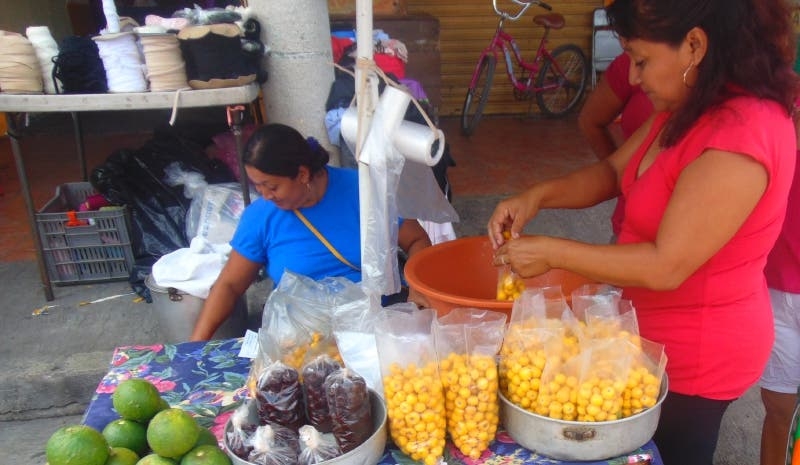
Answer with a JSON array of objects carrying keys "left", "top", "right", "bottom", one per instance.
[
  {"left": 499, "top": 319, "right": 663, "bottom": 423},
  {"left": 281, "top": 331, "right": 343, "bottom": 371},
  {"left": 382, "top": 361, "right": 447, "bottom": 465}
]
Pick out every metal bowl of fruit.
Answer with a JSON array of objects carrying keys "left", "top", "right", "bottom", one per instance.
[
  {"left": 223, "top": 388, "right": 387, "bottom": 465},
  {"left": 499, "top": 375, "right": 667, "bottom": 461}
]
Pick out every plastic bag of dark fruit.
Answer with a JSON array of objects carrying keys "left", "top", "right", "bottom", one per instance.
[
  {"left": 302, "top": 354, "right": 343, "bottom": 433},
  {"left": 324, "top": 368, "right": 373, "bottom": 453},
  {"left": 255, "top": 360, "right": 306, "bottom": 431}
]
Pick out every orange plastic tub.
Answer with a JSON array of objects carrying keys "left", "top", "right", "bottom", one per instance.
[{"left": 405, "top": 236, "right": 595, "bottom": 317}]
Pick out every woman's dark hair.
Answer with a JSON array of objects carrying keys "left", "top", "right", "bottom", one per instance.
[
  {"left": 243, "top": 123, "right": 329, "bottom": 178},
  {"left": 606, "top": 0, "right": 799, "bottom": 147}
]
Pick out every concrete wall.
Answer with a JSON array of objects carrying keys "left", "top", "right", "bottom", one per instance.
[{"left": 0, "top": 0, "right": 73, "bottom": 41}]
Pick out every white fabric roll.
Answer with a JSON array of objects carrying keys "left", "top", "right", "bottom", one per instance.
[{"left": 25, "top": 26, "right": 60, "bottom": 94}]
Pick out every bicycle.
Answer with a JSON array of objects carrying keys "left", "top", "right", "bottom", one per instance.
[{"left": 461, "top": 0, "right": 589, "bottom": 136}]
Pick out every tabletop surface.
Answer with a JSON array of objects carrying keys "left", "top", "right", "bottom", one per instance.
[
  {"left": 0, "top": 84, "right": 259, "bottom": 113},
  {"left": 82, "top": 338, "right": 664, "bottom": 465}
]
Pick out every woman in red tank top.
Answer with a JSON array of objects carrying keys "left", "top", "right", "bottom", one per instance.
[{"left": 487, "top": 1, "right": 799, "bottom": 464}]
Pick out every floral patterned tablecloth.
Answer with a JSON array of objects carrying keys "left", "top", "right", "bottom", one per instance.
[{"left": 82, "top": 338, "right": 663, "bottom": 465}]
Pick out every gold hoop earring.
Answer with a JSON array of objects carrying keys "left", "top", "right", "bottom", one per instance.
[{"left": 683, "top": 62, "right": 694, "bottom": 88}]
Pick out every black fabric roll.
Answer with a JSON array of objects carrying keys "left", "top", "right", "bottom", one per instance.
[
  {"left": 52, "top": 35, "right": 108, "bottom": 94},
  {"left": 178, "top": 24, "right": 256, "bottom": 85}
]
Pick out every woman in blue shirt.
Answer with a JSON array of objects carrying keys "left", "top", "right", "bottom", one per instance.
[{"left": 190, "top": 123, "right": 431, "bottom": 341}]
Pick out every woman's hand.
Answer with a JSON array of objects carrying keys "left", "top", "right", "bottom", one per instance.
[
  {"left": 487, "top": 191, "right": 540, "bottom": 249},
  {"left": 492, "top": 235, "right": 553, "bottom": 279}
]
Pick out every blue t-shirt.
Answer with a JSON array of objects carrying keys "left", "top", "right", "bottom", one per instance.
[{"left": 231, "top": 166, "right": 362, "bottom": 284}]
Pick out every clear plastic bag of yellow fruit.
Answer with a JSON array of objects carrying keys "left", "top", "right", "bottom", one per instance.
[
  {"left": 621, "top": 337, "right": 667, "bottom": 419},
  {"left": 499, "top": 321, "right": 563, "bottom": 413},
  {"left": 510, "top": 286, "right": 573, "bottom": 326},
  {"left": 433, "top": 308, "right": 507, "bottom": 460},
  {"left": 583, "top": 298, "right": 639, "bottom": 340},
  {"left": 570, "top": 283, "right": 622, "bottom": 321},
  {"left": 375, "top": 308, "right": 446, "bottom": 465},
  {"left": 508, "top": 286, "right": 585, "bottom": 359},
  {"left": 542, "top": 338, "right": 632, "bottom": 422},
  {"left": 496, "top": 266, "right": 525, "bottom": 302},
  {"left": 259, "top": 271, "right": 345, "bottom": 371}
]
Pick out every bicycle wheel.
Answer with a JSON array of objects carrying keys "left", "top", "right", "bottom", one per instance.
[
  {"left": 535, "top": 44, "right": 588, "bottom": 117},
  {"left": 461, "top": 54, "right": 496, "bottom": 136}
]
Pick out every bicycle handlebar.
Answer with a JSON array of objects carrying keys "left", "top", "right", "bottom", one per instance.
[{"left": 492, "top": 0, "right": 552, "bottom": 21}]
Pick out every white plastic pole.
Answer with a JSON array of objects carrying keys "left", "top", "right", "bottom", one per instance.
[{"left": 355, "top": 0, "right": 378, "bottom": 289}]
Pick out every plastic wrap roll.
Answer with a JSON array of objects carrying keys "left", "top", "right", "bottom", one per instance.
[{"left": 393, "top": 121, "right": 445, "bottom": 166}]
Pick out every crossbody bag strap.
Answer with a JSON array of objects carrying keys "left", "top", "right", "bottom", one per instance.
[{"left": 293, "top": 209, "right": 361, "bottom": 272}]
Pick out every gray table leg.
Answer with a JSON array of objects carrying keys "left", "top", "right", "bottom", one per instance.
[
  {"left": 70, "top": 112, "right": 87, "bottom": 181},
  {"left": 6, "top": 113, "right": 55, "bottom": 301}
]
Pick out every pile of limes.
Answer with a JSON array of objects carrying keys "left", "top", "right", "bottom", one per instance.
[{"left": 44, "top": 378, "right": 231, "bottom": 465}]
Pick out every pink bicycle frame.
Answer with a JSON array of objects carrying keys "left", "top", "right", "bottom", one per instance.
[{"left": 470, "top": 25, "right": 565, "bottom": 94}]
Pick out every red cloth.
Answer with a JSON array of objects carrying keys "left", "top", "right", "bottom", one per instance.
[
  {"left": 605, "top": 53, "right": 654, "bottom": 235},
  {"left": 331, "top": 36, "right": 354, "bottom": 64},
  {"left": 374, "top": 53, "right": 405, "bottom": 79},
  {"left": 618, "top": 97, "right": 796, "bottom": 399}
]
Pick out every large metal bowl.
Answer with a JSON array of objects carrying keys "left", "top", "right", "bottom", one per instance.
[
  {"left": 224, "top": 389, "right": 387, "bottom": 465},
  {"left": 500, "top": 375, "right": 668, "bottom": 461}
]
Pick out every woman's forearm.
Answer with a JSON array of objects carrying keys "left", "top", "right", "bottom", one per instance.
[{"left": 532, "top": 160, "right": 620, "bottom": 210}]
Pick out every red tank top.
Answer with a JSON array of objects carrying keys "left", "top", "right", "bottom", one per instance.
[{"left": 617, "top": 97, "right": 796, "bottom": 399}]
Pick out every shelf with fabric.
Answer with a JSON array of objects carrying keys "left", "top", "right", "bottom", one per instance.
[{"left": 0, "top": 83, "right": 260, "bottom": 301}]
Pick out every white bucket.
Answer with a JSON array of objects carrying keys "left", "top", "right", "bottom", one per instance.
[{"left": 146, "top": 274, "right": 248, "bottom": 342}]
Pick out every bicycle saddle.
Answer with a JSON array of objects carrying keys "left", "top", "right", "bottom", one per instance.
[{"left": 533, "top": 13, "right": 565, "bottom": 29}]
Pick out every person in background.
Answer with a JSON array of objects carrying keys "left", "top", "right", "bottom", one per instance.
[
  {"left": 578, "top": 52, "right": 653, "bottom": 237},
  {"left": 759, "top": 111, "right": 800, "bottom": 465},
  {"left": 190, "top": 123, "right": 431, "bottom": 341},
  {"left": 487, "top": 0, "right": 799, "bottom": 464}
]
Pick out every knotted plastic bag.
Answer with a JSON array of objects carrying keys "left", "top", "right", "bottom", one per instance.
[{"left": 297, "top": 425, "right": 341, "bottom": 465}]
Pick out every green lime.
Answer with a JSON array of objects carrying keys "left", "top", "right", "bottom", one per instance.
[
  {"left": 194, "top": 427, "right": 218, "bottom": 447},
  {"left": 112, "top": 379, "right": 165, "bottom": 423},
  {"left": 105, "top": 447, "right": 139, "bottom": 465},
  {"left": 179, "top": 445, "right": 232, "bottom": 465},
  {"left": 46, "top": 424, "right": 110, "bottom": 465},
  {"left": 147, "top": 408, "right": 200, "bottom": 459},
  {"left": 103, "top": 418, "right": 149, "bottom": 456},
  {"left": 135, "top": 453, "right": 178, "bottom": 465}
]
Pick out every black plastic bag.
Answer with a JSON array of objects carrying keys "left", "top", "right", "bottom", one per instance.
[{"left": 92, "top": 126, "right": 235, "bottom": 260}]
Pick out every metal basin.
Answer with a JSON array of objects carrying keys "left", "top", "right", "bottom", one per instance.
[
  {"left": 224, "top": 389, "right": 387, "bottom": 465},
  {"left": 500, "top": 376, "right": 668, "bottom": 461}
]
